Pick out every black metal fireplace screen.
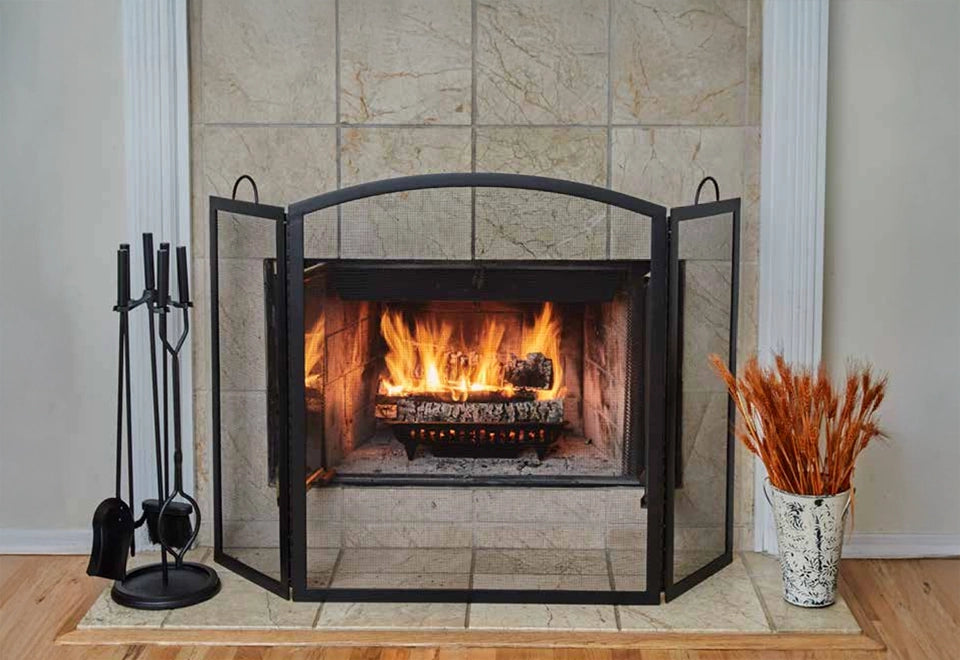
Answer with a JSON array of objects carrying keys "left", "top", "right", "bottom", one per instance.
[{"left": 210, "top": 173, "right": 739, "bottom": 604}]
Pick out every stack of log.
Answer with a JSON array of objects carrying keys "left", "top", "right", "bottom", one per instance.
[{"left": 375, "top": 352, "right": 561, "bottom": 425}]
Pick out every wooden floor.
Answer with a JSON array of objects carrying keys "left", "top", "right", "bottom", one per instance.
[{"left": 0, "top": 555, "right": 957, "bottom": 659}]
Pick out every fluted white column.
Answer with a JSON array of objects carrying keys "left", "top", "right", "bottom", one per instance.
[
  {"left": 122, "top": 0, "right": 192, "bottom": 546},
  {"left": 755, "top": 0, "right": 830, "bottom": 553}
]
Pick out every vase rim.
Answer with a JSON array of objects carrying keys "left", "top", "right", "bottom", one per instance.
[{"left": 765, "top": 478, "right": 851, "bottom": 499}]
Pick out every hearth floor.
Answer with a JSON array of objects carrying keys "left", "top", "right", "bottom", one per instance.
[
  {"left": 76, "top": 549, "right": 862, "bottom": 635},
  {"left": 333, "top": 428, "right": 622, "bottom": 477}
]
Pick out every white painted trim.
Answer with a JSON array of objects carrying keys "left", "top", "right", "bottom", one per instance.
[
  {"left": 842, "top": 533, "right": 960, "bottom": 559},
  {"left": 755, "top": 0, "right": 831, "bottom": 554},
  {"left": 121, "top": 0, "right": 193, "bottom": 548},
  {"left": 0, "top": 529, "right": 91, "bottom": 555}
]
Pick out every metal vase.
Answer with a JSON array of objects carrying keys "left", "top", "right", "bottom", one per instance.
[{"left": 765, "top": 479, "right": 851, "bottom": 607}]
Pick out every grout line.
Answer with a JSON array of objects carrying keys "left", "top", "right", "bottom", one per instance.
[
  {"left": 470, "top": 0, "right": 478, "bottom": 259},
  {"left": 464, "top": 546, "right": 477, "bottom": 629},
  {"left": 311, "top": 548, "right": 343, "bottom": 627},
  {"left": 740, "top": 551, "right": 778, "bottom": 632},
  {"left": 605, "top": 0, "right": 614, "bottom": 258},
  {"left": 334, "top": 0, "right": 343, "bottom": 258},
  {"left": 605, "top": 548, "right": 624, "bottom": 630}
]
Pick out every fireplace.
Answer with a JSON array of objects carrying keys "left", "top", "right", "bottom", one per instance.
[
  {"left": 297, "top": 261, "right": 646, "bottom": 485},
  {"left": 210, "top": 173, "right": 740, "bottom": 604}
]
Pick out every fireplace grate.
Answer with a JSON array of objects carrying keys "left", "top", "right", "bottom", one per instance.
[{"left": 389, "top": 421, "right": 564, "bottom": 460}]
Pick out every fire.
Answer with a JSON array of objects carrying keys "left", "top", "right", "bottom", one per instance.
[{"left": 379, "top": 303, "right": 563, "bottom": 402}]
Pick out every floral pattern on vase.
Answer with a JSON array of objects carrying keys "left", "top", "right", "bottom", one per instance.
[{"left": 767, "top": 480, "right": 851, "bottom": 608}]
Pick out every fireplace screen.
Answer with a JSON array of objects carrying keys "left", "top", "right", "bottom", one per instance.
[{"left": 210, "top": 173, "right": 739, "bottom": 604}]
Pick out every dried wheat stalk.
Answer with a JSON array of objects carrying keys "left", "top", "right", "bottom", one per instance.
[{"left": 709, "top": 354, "right": 886, "bottom": 495}]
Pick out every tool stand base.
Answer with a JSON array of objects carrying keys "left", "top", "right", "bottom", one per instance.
[{"left": 111, "top": 561, "right": 220, "bottom": 610}]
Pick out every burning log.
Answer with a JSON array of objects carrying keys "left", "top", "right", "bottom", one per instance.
[
  {"left": 503, "top": 352, "right": 554, "bottom": 390},
  {"left": 375, "top": 395, "right": 564, "bottom": 425}
]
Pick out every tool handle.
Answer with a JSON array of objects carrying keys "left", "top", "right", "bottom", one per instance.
[
  {"left": 176, "top": 246, "right": 189, "bottom": 303},
  {"left": 142, "top": 233, "right": 155, "bottom": 291},
  {"left": 157, "top": 244, "right": 170, "bottom": 307},
  {"left": 118, "top": 245, "right": 130, "bottom": 306}
]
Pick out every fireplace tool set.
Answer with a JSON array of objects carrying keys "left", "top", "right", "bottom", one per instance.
[{"left": 87, "top": 234, "right": 219, "bottom": 609}]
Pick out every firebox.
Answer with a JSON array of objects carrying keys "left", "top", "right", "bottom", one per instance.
[
  {"left": 297, "top": 260, "right": 646, "bottom": 486},
  {"left": 210, "top": 173, "right": 740, "bottom": 604}
]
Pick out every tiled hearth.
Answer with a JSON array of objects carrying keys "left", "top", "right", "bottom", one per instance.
[{"left": 78, "top": 550, "right": 861, "bottom": 635}]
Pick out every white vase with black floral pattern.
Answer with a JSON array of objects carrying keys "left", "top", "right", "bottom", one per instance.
[{"left": 766, "top": 479, "right": 851, "bottom": 607}]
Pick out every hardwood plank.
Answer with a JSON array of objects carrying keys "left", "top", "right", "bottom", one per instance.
[{"left": 54, "top": 627, "right": 883, "bottom": 651}]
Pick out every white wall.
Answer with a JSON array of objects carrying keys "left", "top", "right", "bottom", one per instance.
[
  {"left": 0, "top": 0, "right": 127, "bottom": 548},
  {"left": 825, "top": 0, "right": 960, "bottom": 549}
]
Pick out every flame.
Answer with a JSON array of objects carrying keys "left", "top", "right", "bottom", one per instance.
[{"left": 379, "top": 303, "right": 563, "bottom": 402}]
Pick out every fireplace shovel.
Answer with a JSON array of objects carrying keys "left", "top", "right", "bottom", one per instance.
[{"left": 87, "top": 246, "right": 136, "bottom": 580}]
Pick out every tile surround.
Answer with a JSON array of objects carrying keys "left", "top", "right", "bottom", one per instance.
[
  {"left": 340, "top": 0, "right": 472, "bottom": 125},
  {"left": 611, "top": 0, "right": 748, "bottom": 125},
  {"left": 191, "top": 0, "right": 761, "bottom": 553},
  {"left": 476, "top": 0, "right": 609, "bottom": 124},
  {"left": 201, "top": 0, "right": 337, "bottom": 123}
]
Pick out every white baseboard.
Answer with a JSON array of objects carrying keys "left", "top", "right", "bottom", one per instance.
[
  {"left": 2, "top": 528, "right": 958, "bottom": 559},
  {"left": 0, "top": 528, "right": 90, "bottom": 554},
  {"left": 842, "top": 532, "right": 960, "bottom": 558}
]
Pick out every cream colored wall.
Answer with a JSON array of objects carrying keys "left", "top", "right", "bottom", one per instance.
[
  {"left": 825, "top": 0, "right": 960, "bottom": 539},
  {"left": 0, "top": 0, "right": 126, "bottom": 535}
]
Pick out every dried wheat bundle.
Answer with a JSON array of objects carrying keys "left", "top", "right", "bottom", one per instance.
[{"left": 709, "top": 354, "right": 886, "bottom": 495}]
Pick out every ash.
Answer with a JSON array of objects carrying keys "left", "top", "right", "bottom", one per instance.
[{"left": 334, "top": 428, "right": 620, "bottom": 477}]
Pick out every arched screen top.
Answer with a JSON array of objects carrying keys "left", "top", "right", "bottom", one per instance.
[{"left": 288, "top": 172, "right": 667, "bottom": 219}]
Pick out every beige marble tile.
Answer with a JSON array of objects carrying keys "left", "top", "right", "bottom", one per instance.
[
  {"left": 316, "top": 601, "right": 467, "bottom": 630},
  {"left": 163, "top": 565, "right": 320, "bottom": 629},
  {"left": 216, "top": 261, "right": 269, "bottom": 390},
  {"left": 339, "top": 127, "right": 472, "bottom": 259},
  {"left": 473, "top": 488, "right": 606, "bottom": 523},
  {"left": 747, "top": 0, "right": 762, "bottom": 126},
  {"left": 611, "top": 126, "right": 745, "bottom": 207},
  {"left": 608, "top": 550, "right": 646, "bottom": 576},
  {"left": 336, "top": 548, "right": 472, "bottom": 574},
  {"left": 741, "top": 552, "right": 861, "bottom": 633},
  {"left": 474, "top": 549, "right": 608, "bottom": 575},
  {"left": 475, "top": 127, "right": 607, "bottom": 184},
  {"left": 201, "top": 125, "right": 338, "bottom": 257},
  {"left": 611, "top": 0, "right": 746, "bottom": 124},
  {"left": 469, "top": 574, "right": 618, "bottom": 631},
  {"left": 681, "top": 263, "right": 734, "bottom": 391},
  {"left": 473, "top": 573, "right": 613, "bottom": 591},
  {"left": 618, "top": 556, "right": 770, "bottom": 632},
  {"left": 742, "top": 127, "right": 761, "bottom": 262},
  {"left": 224, "top": 547, "right": 283, "bottom": 581},
  {"left": 78, "top": 589, "right": 169, "bottom": 628},
  {"left": 737, "top": 261, "right": 759, "bottom": 363},
  {"left": 201, "top": 0, "right": 336, "bottom": 123},
  {"left": 224, "top": 520, "right": 280, "bottom": 548},
  {"left": 218, "top": 391, "right": 277, "bottom": 524},
  {"left": 474, "top": 523, "right": 605, "bottom": 550},
  {"left": 606, "top": 525, "right": 646, "bottom": 550},
  {"left": 605, "top": 488, "right": 647, "bottom": 525},
  {"left": 342, "top": 486, "right": 473, "bottom": 522},
  {"left": 330, "top": 572, "right": 470, "bottom": 589},
  {"left": 474, "top": 127, "right": 608, "bottom": 259},
  {"left": 477, "top": 0, "right": 608, "bottom": 124},
  {"left": 674, "top": 392, "right": 729, "bottom": 558},
  {"left": 306, "top": 487, "right": 343, "bottom": 521},
  {"left": 342, "top": 523, "right": 473, "bottom": 548},
  {"left": 340, "top": 0, "right": 471, "bottom": 124}
]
